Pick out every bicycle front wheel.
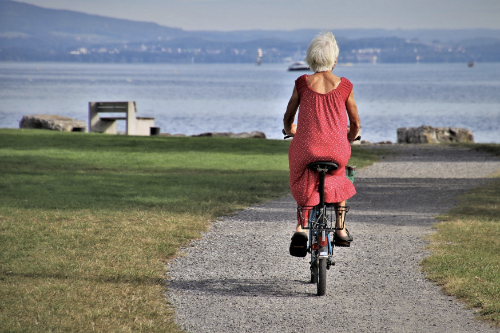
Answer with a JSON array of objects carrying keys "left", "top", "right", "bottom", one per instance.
[{"left": 317, "top": 258, "right": 327, "bottom": 296}]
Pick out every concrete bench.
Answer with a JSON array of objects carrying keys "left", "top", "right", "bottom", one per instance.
[{"left": 88, "top": 101, "right": 155, "bottom": 136}]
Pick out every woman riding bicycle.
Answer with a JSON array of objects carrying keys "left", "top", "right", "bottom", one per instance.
[{"left": 283, "top": 32, "right": 361, "bottom": 252}]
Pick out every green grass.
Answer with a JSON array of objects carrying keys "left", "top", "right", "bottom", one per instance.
[
  {"left": 422, "top": 143, "right": 500, "bottom": 327},
  {"left": 0, "top": 129, "right": 378, "bottom": 332}
]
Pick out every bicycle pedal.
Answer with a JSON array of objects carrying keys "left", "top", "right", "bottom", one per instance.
[{"left": 334, "top": 241, "right": 351, "bottom": 248}]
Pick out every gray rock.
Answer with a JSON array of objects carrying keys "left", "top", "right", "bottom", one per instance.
[
  {"left": 160, "top": 133, "right": 187, "bottom": 137},
  {"left": 19, "top": 114, "right": 86, "bottom": 132},
  {"left": 192, "top": 131, "right": 267, "bottom": 139},
  {"left": 231, "top": 131, "right": 266, "bottom": 139},
  {"left": 397, "top": 125, "right": 474, "bottom": 144},
  {"left": 192, "top": 132, "right": 233, "bottom": 137}
]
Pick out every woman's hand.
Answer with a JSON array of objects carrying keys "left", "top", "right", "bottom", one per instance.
[
  {"left": 282, "top": 124, "right": 296, "bottom": 139},
  {"left": 347, "top": 130, "right": 360, "bottom": 142}
]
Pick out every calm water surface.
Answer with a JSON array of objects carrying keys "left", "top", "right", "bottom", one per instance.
[{"left": 1, "top": 62, "right": 499, "bottom": 143}]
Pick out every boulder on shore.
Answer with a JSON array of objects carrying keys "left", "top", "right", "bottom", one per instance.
[
  {"left": 20, "top": 114, "right": 87, "bottom": 132},
  {"left": 397, "top": 125, "right": 474, "bottom": 144},
  {"left": 192, "top": 131, "right": 267, "bottom": 139}
]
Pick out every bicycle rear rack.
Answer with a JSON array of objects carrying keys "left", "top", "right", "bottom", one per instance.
[{"left": 297, "top": 205, "right": 349, "bottom": 231}]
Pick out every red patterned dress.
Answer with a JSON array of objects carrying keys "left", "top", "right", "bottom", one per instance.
[{"left": 288, "top": 75, "right": 356, "bottom": 207}]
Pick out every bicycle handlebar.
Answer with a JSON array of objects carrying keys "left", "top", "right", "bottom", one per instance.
[{"left": 282, "top": 129, "right": 293, "bottom": 139}]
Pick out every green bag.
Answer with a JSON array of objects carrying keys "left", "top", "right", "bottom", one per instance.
[{"left": 346, "top": 165, "right": 356, "bottom": 184}]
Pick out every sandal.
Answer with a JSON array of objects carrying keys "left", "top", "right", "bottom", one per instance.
[
  {"left": 289, "top": 232, "right": 308, "bottom": 257},
  {"left": 334, "top": 229, "right": 353, "bottom": 247}
]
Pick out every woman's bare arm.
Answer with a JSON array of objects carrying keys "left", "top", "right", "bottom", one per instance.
[
  {"left": 346, "top": 90, "right": 361, "bottom": 142},
  {"left": 283, "top": 87, "right": 300, "bottom": 136}
]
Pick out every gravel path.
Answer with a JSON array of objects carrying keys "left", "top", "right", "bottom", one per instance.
[{"left": 167, "top": 145, "right": 500, "bottom": 333}]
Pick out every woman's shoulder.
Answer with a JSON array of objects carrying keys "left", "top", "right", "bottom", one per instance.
[
  {"left": 295, "top": 74, "right": 308, "bottom": 84},
  {"left": 340, "top": 77, "right": 353, "bottom": 87},
  {"left": 294, "top": 74, "right": 309, "bottom": 92},
  {"left": 338, "top": 77, "right": 353, "bottom": 99}
]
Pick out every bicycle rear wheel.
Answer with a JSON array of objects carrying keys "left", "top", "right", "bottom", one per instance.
[
  {"left": 317, "top": 258, "right": 327, "bottom": 296},
  {"left": 310, "top": 259, "right": 317, "bottom": 283}
]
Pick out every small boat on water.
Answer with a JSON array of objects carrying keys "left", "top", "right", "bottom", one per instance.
[
  {"left": 288, "top": 61, "right": 310, "bottom": 71},
  {"left": 256, "top": 48, "right": 263, "bottom": 66},
  {"left": 468, "top": 61, "right": 475, "bottom": 67}
]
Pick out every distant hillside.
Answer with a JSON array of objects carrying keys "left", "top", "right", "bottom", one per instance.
[
  {"left": 1, "top": 0, "right": 499, "bottom": 63},
  {"left": 195, "top": 28, "right": 500, "bottom": 44},
  {"left": 0, "top": 0, "right": 188, "bottom": 42}
]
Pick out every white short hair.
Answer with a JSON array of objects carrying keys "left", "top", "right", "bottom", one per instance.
[{"left": 305, "top": 32, "right": 339, "bottom": 73}]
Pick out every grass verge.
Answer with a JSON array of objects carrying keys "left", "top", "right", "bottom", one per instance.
[
  {"left": 0, "top": 129, "right": 378, "bottom": 332},
  {"left": 421, "top": 143, "right": 500, "bottom": 327}
]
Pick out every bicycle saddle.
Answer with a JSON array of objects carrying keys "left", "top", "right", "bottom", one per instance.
[{"left": 307, "top": 161, "right": 339, "bottom": 172}]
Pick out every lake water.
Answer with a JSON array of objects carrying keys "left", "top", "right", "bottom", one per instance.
[{"left": 1, "top": 62, "right": 499, "bottom": 143}]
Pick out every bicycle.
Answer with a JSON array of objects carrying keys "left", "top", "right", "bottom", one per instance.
[{"left": 284, "top": 130, "right": 357, "bottom": 296}]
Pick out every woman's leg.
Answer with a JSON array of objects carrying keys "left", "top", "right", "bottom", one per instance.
[
  {"left": 295, "top": 208, "right": 309, "bottom": 233},
  {"left": 334, "top": 201, "right": 349, "bottom": 237}
]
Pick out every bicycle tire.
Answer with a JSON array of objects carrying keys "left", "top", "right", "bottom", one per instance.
[
  {"left": 310, "top": 260, "right": 317, "bottom": 284},
  {"left": 317, "top": 258, "right": 327, "bottom": 296}
]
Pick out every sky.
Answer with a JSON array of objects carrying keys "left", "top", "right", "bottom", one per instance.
[{"left": 17, "top": 0, "right": 500, "bottom": 31}]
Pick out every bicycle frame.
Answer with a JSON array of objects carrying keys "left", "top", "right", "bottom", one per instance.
[
  {"left": 297, "top": 165, "right": 352, "bottom": 296},
  {"left": 283, "top": 129, "right": 357, "bottom": 296}
]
